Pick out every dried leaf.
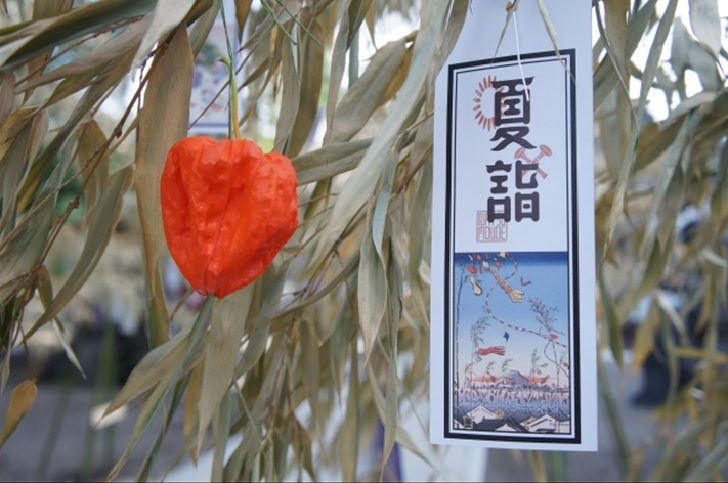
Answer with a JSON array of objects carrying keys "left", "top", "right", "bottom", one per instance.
[
  {"left": 136, "top": 26, "right": 194, "bottom": 297},
  {"left": 346, "top": 0, "right": 374, "bottom": 48},
  {"left": 0, "top": 380, "right": 37, "bottom": 450},
  {"left": 323, "top": 0, "right": 350, "bottom": 147},
  {"left": 330, "top": 39, "right": 407, "bottom": 144},
  {"left": 19, "top": 53, "right": 130, "bottom": 211},
  {"left": 22, "top": 0, "right": 74, "bottom": 99},
  {"left": 300, "top": 319, "right": 319, "bottom": 428},
  {"left": 211, "top": 391, "right": 233, "bottom": 482},
  {"left": 3, "top": 0, "right": 157, "bottom": 69},
  {"left": 382, "top": 322, "right": 398, "bottom": 476},
  {"left": 107, "top": 297, "right": 213, "bottom": 482},
  {"left": 0, "top": 115, "right": 35, "bottom": 225},
  {"left": 133, "top": 0, "right": 195, "bottom": 67},
  {"left": 639, "top": 117, "right": 690, "bottom": 256},
  {"left": 235, "top": 0, "right": 253, "bottom": 41},
  {"left": 106, "top": 322, "right": 192, "bottom": 416},
  {"left": 313, "top": 21, "right": 439, "bottom": 268},
  {"left": 599, "top": 268, "right": 622, "bottom": 368},
  {"left": 340, "top": 343, "right": 359, "bottom": 481},
  {"left": 198, "top": 285, "right": 254, "bottom": 454},
  {"left": 17, "top": 16, "right": 151, "bottom": 94},
  {"left": 27, "top": 166, "right": 133, "bottom": 338},
  {"left": 144, "top": 266, "right": 170, "bottom": 349},
  {"left": 273, "top": 38, "right": 300, "bottom": 151},
  {"left": 292, "top": 138, "right": 371, "bottom": 185},
  {"left": 631, "top": 299, "right": 660, "bottom": 372},
  {"left": 287, "top": 17, "right": 324, "bottom": 157},
  {"left": 689, "top": 0, "right": 722, "bottom": 61},
  {"left": 604, "top": 0, "right": 680, "bottom": 257},
  {"left": 366, "top": 364, "right": 431, "bottom": 466},
  {"left": 190, "top": 1, "right": 219, "bottom": 56},
  {"left": 0, "top": 196, "right": 53, "bottom": 305},
  {"left": 37, "top": 265, "right": 87, "bottom": 379},
  {"left": 0, "top": 71, "right": 14, "bottom": 132},
  {"left": 77, "top": 120, "right": 109, "bottom": 225},
  {"left": 408, "top": 118, "right": 433, "bottom": 277}
]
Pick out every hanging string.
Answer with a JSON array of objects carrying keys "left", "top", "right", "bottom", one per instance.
[{"left": 512, "top": 8, "right": 530, "bottom": 102}]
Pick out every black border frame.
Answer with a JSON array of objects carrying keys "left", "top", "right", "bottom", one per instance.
[{"left": 443, "top": 49, "right": 581, "bottom": 444}]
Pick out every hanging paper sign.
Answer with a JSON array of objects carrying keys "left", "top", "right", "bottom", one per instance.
[{"left": 431, "top": 0, "right": 596, "bottom": 451}]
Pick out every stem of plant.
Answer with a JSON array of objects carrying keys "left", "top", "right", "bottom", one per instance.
[{"left": 219, "top": 0, "right": 241, "bottom": 140}]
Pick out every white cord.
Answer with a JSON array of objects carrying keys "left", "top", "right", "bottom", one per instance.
[{"left": 512, "top": 9, "right": 530, "bottom": 101}]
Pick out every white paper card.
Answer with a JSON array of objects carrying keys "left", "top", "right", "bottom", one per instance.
[{"left": 431, "top": 0, "right": 597, "bottom": 450}]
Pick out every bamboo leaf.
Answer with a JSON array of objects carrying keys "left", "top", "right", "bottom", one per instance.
[
  {"left": 366, "top": 364, "right": 431, "bottom": 466},
  {"left": 639, "top": 115, "right": 690, "bottom": 256},
  {"left": 136, "top": 26, "right": 193, "bottom": 298},
  {"left": 340, "top": 342, "right": 359, "bottom": 481},
  {"left": 346, "top": 0, "right": 373, "bottom": 48},
  {"left": 234, "top": 0, "right": 253, "bottom": 41},
  {"left": 145, "top": 266, "right": 170, "bottom": 350},
  {"left": 273, "top": 38, "right": 300, "bottom": 151},
  {"left": 313, "top": 20, "right": 439, "bottom": 268},
  {"left": 105, "top": 322, "right": 192, "bottom": 416},
  {"left": 358, "top": 222, "right": 387, "bottom": 364},
  {"left": 183, "top": 359, "right": 203, "bottom": 462},
  {"left": 37, "top": 265, "right": 87, "bottom": 380},
  {"left": 0, "top": 380, "right": 37, "bottom": 450},
  {"left": 51, "top": 319, "right": 87, "bottom": 380},
  {"left": 292, "top": 138, "right": 371, "bottom": 185},
  {"left": 134, "top": 376, "right": 190, "bottom": 482},
  {"left": 211, "top": 391, "right": 233, "bottom": 482},
  {"left": 0, "top": 114, "right": 35, "bottom": 227},
  {"left": 330, "top": 281, "right": 358, "bottom": 394},
  {"left": 672, "top": 347, "right": 728, "bottom": 364},
  {"left": 190, "top": 1, "right": 218, "bottom": 56},
  {"left": 323, "top": 0, "right": 350, "bottom": 147},
  {"left": 631, "top": 299, "right": 661, "bottom": 372},
  {"left": 0, "top": 71, "right": 14, "bottom": 132},
  {"left": 2, "top": 0, "right": 158, "bottom": 69},
  {"left": 382, "top": 318, "right": 398, "bottom": 477},
  {"left": 330, "top": 39, "right": 407, "bottom": 144},
  {"left": 19, "top": 53, "right": 131, "bottom": 211},
  {"left": 133, "top": 0, "right": 194, "bottom": 67},
  {"left": 300, "top": 319, "right": 319, "bottom": 428},
  {"left": 43, "top": 65, "right": 105, "bottom": 108},
  {"left": 287, "top": 17, "right": 324, "bottom": 157},
  {"left": 604, "top": 0, "right": 680, "bottom": 257},
  {"left": 234, "top": 262, "right": 290, "bottom": 379},
  {"left": 408, "top": 118, "right": 433, "bottom": 277},
  {"left": 24, "top": 0, "right": 73, "bottom": 98},
  {"left": 378, "top": 45, "right": 413, "bottom": 110},
  {"left": 107, "top": 296, "right": 213, "bottom": 482},
  {"left": 198, "top": 285, "right": 254, "bottom": 455},
  {"left": 688, "top": 0, "right": 722, "bottom": 62},
  {"left": 27, "top": 167, "right": 133, "bottom": 338},
  {"left": 17, "top": 16, "right": 150, "bottom": 93},
  {"left": 77, "top": 120, "right": 110, "bottom": 225},
  {"left": 0, "top": 195, "right": 53, "bottom": 305}
]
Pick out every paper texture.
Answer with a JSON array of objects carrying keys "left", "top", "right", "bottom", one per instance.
[{"left": 431, "top": 0, "right": 597, "bottom": 450}]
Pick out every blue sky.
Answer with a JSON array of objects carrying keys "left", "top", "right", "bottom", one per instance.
[{"left": 453, "top": 251, "right": 570, "bottom": 385}]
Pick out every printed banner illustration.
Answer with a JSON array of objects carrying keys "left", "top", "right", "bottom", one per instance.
[{"left": 431, "top": 1, "right": 597, "bottom": 451}]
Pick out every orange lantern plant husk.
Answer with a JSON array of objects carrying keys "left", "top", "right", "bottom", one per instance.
[{"left": 161, "top": 136, "right": 298, "bottom": 298}]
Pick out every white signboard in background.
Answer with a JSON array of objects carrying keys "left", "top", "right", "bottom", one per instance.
[
  {"left": 189, "top": 0, "right": 240, "bottom": 134},
  {"left": 431, "top": 0, "right": 597, "bottom": 451}
]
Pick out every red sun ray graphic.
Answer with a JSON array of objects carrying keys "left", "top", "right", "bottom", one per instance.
[{"left": 473, "top": 75, "right": 506, "bottom": 131}]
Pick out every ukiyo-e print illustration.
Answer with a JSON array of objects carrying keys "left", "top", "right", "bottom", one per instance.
[
  {"left": 452, "top": 252, "right": 571, "bottom": 436},
  {"left": 432, "top": 0, "right": 596, "bottom": 450}
]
